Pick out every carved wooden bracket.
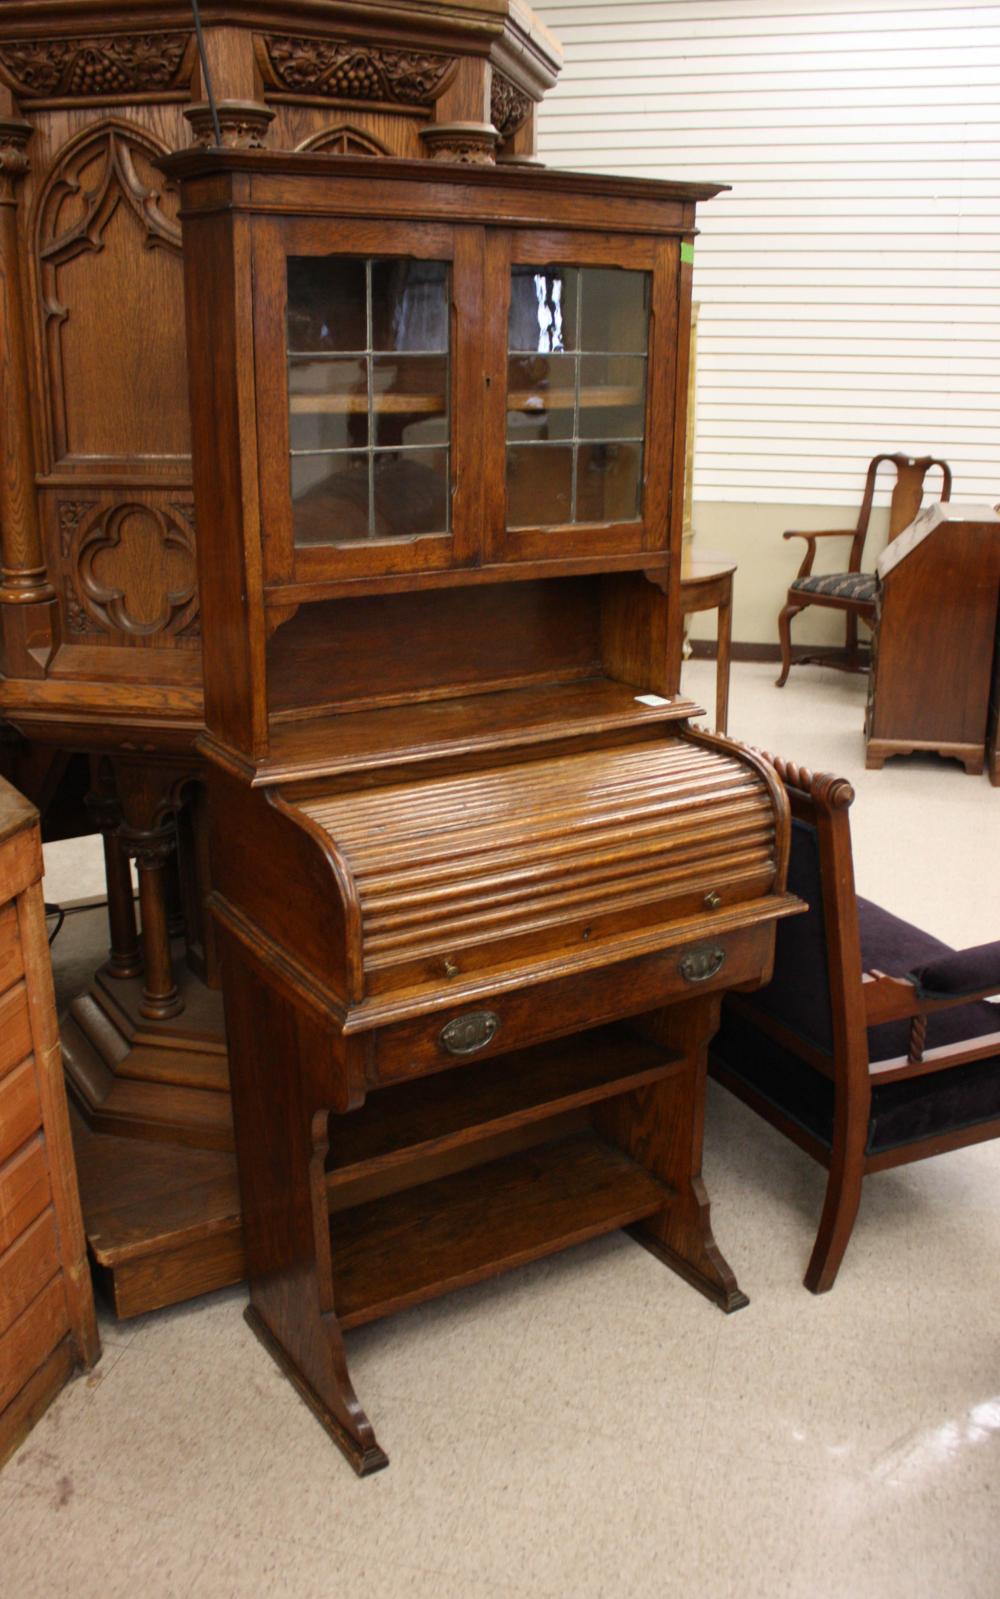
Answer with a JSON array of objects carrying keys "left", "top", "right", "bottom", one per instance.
[{"left": 490, "top": 72, "right": 533, "bottom": 140}]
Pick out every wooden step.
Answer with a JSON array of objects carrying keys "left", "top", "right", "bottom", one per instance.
[
  {"left": 327, "top": 1023, "right": 681, "bottom": 1191},
  {"left": 71, "top": 1112, "right": 243, "bottom": 1318},
  {"left": 332, "top": 1131, "right": 668, "bottom": 1329}
]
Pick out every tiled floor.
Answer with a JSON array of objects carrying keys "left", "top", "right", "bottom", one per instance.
[{"left": 5, "top": 660, "right": 999, "bottom": 1598}]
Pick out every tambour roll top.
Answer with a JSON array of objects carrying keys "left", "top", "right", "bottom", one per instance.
[{"left": 296, "top": 731, "right": 782, "bottom": 999}]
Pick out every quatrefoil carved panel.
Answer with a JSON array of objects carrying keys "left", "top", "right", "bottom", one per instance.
[{"left": 69, "top": 501, "right": 198, "bottom": 638}]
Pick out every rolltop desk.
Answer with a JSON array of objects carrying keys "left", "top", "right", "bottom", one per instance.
[{"left": 164, "top": 146, "right": 801, "bottom": 1473}]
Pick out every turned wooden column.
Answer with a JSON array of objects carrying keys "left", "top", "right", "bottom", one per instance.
[
  {"left": 0, "top": 117, "right": 53, "bottom": 606},
  {"left": 120, "top": 820, "right": 183, "bottom": 1020},
  {"left": 85, "top": 784, "right": 142, "bottom": 980}
]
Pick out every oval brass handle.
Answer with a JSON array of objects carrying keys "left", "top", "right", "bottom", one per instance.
[
  {"left": 679, "top": 946, "right": 726, "bottom": 983},
  {"left": 439, "top": 1010, "right": 500, "bottom": 1056}
]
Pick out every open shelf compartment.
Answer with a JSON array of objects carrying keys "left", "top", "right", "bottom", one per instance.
[
  {"left": 331, "top": 1130, "right": 669, "bottom": 1329},
  {"left": 326, "top": 1022, "right": 682, "bottom": 1191}
]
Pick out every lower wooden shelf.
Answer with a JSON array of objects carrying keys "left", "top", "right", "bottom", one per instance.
[
  {"left": 333, "top": 1131, "right": 668, "bottom": 1329},
  {"left": 327, "top": 1023, "right": 681, "bottom": 1191}
]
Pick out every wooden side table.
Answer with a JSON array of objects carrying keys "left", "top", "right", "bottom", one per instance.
[{"left": 681, "top": 559, "right": 737, "bottom": 734}]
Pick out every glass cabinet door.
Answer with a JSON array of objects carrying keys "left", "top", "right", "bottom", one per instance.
[
  {"left": 489, "top": 234, "right": 677, "bottom": 563},
  {"left": 287, "top": 255, "right": 451, "bottom": 547},
  {"left": 506, "top": 264, "right": 649, "bottom": 530},
  {"left": 254, "top": 219, "right": 477, "bottom": 589}
]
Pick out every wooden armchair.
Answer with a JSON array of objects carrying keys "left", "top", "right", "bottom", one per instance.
[
  {"left": 775, "top": 452, "right": 951, "bottom": 686},
  {"left": 708, "top": 754, "right": 1000, "bottom": 1291}
]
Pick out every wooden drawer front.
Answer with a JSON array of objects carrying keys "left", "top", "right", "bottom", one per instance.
[
  {"left": 0, "top": 1208, "right": 59, "bottom": 1339},
  {"left": 0, "top": 1058, "right": 43, "bottom": 1168},
  {"left": 369, "top": 920, "right": 773, "bottom": 1088},
  {"left": 0, "top": 1274, "right": 68, "bottom": 1415},
  {"left": 0, "top": 1137, "right": 50, "bottom": 1256},
  {"left": 0, "top": 982, "right": 32, "bottom": 1080},
  {"left": 0, "top": 902, "right": 22, "bottom": 994}
]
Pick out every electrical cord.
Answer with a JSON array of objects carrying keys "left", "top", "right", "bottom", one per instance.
[{"left": 44, "top": 896, "right": 109, "bottom": 947}]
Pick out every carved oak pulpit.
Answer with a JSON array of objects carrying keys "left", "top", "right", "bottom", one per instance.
[{"left": 0, "top": 1, "right": 561, "bottom": 1315}]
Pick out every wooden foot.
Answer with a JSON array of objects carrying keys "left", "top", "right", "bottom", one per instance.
[
  {"left": 629, "top": 1177, "right": 748, "bottom": 1312},
  {"left": 245, "top": 1306, "right": 388, "bottom": 1476},
  {"left": 595, "top": 996, "right": 747, "bottom": 1313}
]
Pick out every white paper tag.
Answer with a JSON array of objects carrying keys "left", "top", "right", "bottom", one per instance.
[{"left": 634, "top": 694, "right": 672, "bottom": 707}]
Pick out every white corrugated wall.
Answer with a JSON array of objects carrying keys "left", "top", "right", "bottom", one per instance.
[{"left": 533, "top": 0, "right": 1000, "bottom": 636}]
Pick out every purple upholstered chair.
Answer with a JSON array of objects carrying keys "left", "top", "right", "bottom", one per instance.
[{"left": 709, "top": 754, "right": 1000, "bottom": 1291}]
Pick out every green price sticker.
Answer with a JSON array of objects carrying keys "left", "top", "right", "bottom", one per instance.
[{"left": 680, "top": 241, "right": 695, "bottom": 265}]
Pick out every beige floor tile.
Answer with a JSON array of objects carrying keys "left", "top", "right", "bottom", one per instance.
[
  {"left": 189, "top": 1536, "right": 522, "bottom": 1599},
  {"left": 344, "top": 1266, "right": 537, "bottom": 1414},
  {"left": 1, "top": 1480, "right": 212, "bottom": 1599},
  {"left": 8, "top": 1329, "right": 282, "bottom": 1519},
  {"left": 679, "top": 1447, "right": 999, "bottom": 1599},
  {"left": 441, "top": 1408, "right": 699, "bottom": 1599}
]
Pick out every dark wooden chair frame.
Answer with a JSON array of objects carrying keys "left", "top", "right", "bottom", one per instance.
[
  {"left": 710, "top": 754, "right": 1000, "bottom": 1292},
  {"left": 775, "top": 452, "right": 952, "bottom": 687}
]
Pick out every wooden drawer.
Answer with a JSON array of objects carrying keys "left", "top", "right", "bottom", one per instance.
[
  {"left": 0, "top": 1137, "right": 50, "bottom": 1256},
  {"left": 0, "top": 1274, "right": 68, "bottom": 1415},
  {"left": 0, "top": 1058, "right": 42, "bottom": 1166},
  {"left": 0, "top": 1208, "right": 60, "bottom": 1339},
  {"left": 0, "top": 981, "right": 32, "bottom": 1081},
  {"left": 368, "top": 920, "right": 774, "bottom": 1088},
  {"left": 0, "top": 902, "right": 22, "bottom": 993}
]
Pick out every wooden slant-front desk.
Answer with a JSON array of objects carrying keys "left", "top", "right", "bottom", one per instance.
[
  {"left": 865, "top": 511, "right": 1000, "bottom": 775},
  {"left": 164, "top": 147, "right": 802, "bottom": 1474}
]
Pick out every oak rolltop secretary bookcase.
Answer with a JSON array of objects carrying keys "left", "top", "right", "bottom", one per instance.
[{"left": 164, "top": 147, "right": 801, "bottom": 1474}]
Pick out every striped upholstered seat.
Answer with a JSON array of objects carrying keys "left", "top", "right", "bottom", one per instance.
[{"left": 790, "top": 570, "right": 877, "bottom": 604}]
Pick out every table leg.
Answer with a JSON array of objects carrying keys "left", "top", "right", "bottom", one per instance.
[{"left": 716, "top": 577, "right": 733, "bottom": 734}]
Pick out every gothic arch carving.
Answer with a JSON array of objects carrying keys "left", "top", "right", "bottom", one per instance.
[
  {"left": 33, "top": 120, "right": 187, "bottom": 469},
  {"left": 297, "top": 124, "right": 389, "bottom": 157}
]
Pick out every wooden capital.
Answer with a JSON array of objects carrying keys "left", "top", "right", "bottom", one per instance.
[
  {"left": 184, "top": 100, "right": 275, "bottom": 150},
  {"left": 0, "top": 118, "right": 31, "bottom": 201},
  {"left": 419, "top": 122, "right": 499, "bottom": 165}
]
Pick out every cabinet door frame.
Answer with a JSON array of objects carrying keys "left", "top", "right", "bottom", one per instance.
[
  {"left": 483, "top": 230, "right": 680, "bottom": 566},
  {"left": 252, "top": 216, "right": 485, "bottom": 590}
]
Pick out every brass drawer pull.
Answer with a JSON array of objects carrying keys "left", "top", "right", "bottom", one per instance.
[
  {"left": 439, "top": 1010, "right": 500, "bottom": 1055},
  {"left": 679, "top": 947, "right": 726, "bottom": 983}
]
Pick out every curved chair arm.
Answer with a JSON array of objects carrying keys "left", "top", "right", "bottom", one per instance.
[{"left": 782, "top": 529, "right": 858, "bottom": 580}]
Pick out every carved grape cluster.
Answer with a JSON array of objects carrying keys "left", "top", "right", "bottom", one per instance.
[
  {"left": 0, "top": 33, "right": 189, "bottom": 98},
  {"left": 330, "top": 55, "right": 383, "bottom": 99},
  {"left": 264, "top": 36, "right": 453, "bottom": 106}
]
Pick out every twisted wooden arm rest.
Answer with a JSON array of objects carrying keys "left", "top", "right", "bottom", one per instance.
[{"left": 752, "top": 750, "right": 855, "bottom": 812}]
